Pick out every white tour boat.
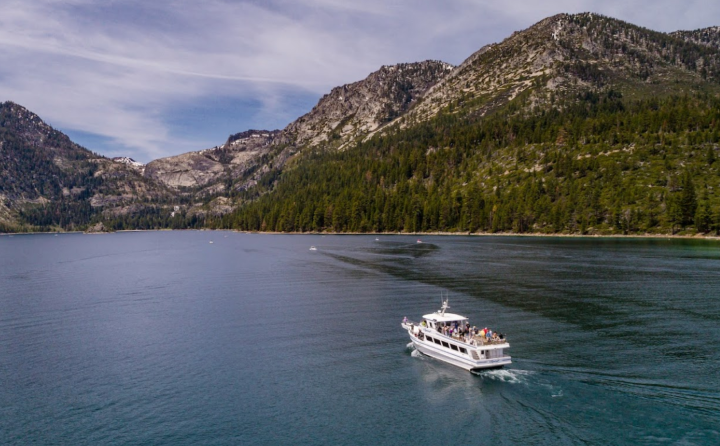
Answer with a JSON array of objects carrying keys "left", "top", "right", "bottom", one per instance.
[{"left": 402, "top": 299, "right": 511, "bottom": 371}]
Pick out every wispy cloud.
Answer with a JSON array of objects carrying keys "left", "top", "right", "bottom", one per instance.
[{"left": 0, "top": 0, "right": 717, "bottom": 162}]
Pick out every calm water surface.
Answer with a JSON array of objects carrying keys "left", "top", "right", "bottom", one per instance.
[{"left": 1, "top": 232, "right": 719, "bottom": 445}]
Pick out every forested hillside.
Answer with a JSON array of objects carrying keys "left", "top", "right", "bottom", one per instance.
[{"left": 219, "top": 90, "right": 720, "bottom": 235}]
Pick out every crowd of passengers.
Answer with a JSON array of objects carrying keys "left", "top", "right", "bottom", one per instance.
[{"left": 431, "top": 321, "right": 503, "bottom": 344}]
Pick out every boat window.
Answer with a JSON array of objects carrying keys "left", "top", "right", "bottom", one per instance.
[
  {"left": 450, "top": 344, "right": 458, "bottom": 351},
  {"left": 459, "top": 347, "right": 467, "bottom": 354},
  {"left": 427, "top": 337, "right": 434, "bottom": 343},
  {"left": 434, "top": 339, "right": 441, "bottom": 345},
  {"left": 441, "top": 341, "right": 449, "bottom": 348}
]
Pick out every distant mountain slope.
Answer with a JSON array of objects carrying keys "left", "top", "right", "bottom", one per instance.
[{"left": 0, "top": 101, "right": 173, "bottom": 231}]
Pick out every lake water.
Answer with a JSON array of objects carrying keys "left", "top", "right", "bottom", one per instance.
[{"left": 1, "top": 232, "right": 719, "bottom": 445}]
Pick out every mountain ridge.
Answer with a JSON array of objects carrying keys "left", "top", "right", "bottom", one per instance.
[
  {"left": 142, "top": 60, "right": 454, "bottom": 193},
  {"left": 3, "top": 12, "right": 720, "bottom": 234}
]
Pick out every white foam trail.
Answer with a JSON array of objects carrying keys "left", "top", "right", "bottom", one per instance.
[
  {"left": 476, "top": 368, "right": 534, "bottom": 384},
  {"left": 406, "top": 342, "right": 414, "bottom": 349},
  {"left": 411, "top": 349, "right": 422, "bottom": 358}
]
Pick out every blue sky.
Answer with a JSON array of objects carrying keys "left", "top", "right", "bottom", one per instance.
[{"left": 1, "top": 0, "right": 718, "bottom": 163}]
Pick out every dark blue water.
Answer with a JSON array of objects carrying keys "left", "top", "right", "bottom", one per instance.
[{"left": 1, "top": 232, "right": 719, "bottom": 445}]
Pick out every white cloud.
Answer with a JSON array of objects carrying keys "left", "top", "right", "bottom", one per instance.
[{"left": 0, "top": 0, "right": 717, "bottom": 162}]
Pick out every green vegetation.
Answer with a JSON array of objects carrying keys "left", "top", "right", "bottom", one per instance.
[{"left": 219, "top": 91, "right": 720, "bottom": 235}]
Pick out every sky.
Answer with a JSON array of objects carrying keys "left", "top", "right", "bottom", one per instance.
[{"left": 1, "top": 0, "right": 718, "bottom": 163}]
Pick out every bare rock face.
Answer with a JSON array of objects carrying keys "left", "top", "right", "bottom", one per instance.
[
  {"left": 144, "top": 153, "right": 225, "bottom": 189},
  {"left": 282, "top": 61, "right": 454, "bottom": 149},
  {"left": 144, "top": 130, "right": 279, "bottom": 190}
]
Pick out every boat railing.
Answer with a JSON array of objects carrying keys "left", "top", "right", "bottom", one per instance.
[{"left": 471, "top": 336, "right": 508, "bottom": 346}]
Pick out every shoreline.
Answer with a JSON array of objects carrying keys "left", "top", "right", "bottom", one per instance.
[
  {"left": 4, "top": 229, "right": 719, "bottom": 241},
  {"left": 241, "top": 230, "right": 720, "bottom": 241}
]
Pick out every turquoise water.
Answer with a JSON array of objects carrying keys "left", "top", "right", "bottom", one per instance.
[{"left": 1, "top": 232, "right": 719, "bottom": 445}]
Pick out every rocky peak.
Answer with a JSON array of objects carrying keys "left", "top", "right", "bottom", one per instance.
[
  {"left": 281, "top": 60, "right": 454, "bottom": 149},
  {"left": 112, "top": 157, "right": 145, "bottom": 174},
  {"left": 0, "top": 101, "right": 87, "bottom": 160},
  {"left": 393, "top": 13, "right": 720, "bottom": 129}
]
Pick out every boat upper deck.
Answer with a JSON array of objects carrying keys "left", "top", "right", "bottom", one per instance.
[
  {"left": 404, "top": 319, "right": 508, "bottom": 347},
  {"left": 422, "top": 312, "right": 468, "bottom": 323}
]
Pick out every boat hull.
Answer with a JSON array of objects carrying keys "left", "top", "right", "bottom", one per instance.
[{"left": 410, "top": 335, "right": 511, "bottom": 371}]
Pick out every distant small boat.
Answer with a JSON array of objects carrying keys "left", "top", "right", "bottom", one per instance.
[
  {"left": 375, "top": 238, "right": 379, "bottom": 241},
  {"left": 417, "top": 240, "right": 423, "bottom": 244},
  {"left": 209, "top": 241, "right": 214, "bottom": 244},
  {"left": 309, "top": 246, "right": 317, "bottom": 251}
]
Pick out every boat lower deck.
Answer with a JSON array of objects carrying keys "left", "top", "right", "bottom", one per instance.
[{"left": 412, "top": 337, "right": 511, "bottom": 370}]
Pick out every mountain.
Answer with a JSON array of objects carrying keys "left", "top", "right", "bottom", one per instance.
[
  {"left": 4, "top": 13, "right": 720, "bottom": 235},
  {"left": 144, "top": 61, "right": 454, "bottom": 195},
  {"left": 220, "top": 13, "right": 720, "bottom": 235},
  {"left": 0, "top": 101, "right": 174, "bottom": 231},
  {"left": 391, "top": 13, "right": 720, "bottom": 131}
]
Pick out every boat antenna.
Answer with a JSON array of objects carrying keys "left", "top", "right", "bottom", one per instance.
[{"left": 440, "top": 292, "right": 450, "bottom": 316}]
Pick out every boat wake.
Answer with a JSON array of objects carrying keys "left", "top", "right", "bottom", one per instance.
[{"left": 473, "top": 368, "right": 534, "bottom": 384}]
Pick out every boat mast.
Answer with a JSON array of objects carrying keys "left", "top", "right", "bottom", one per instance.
[{"left": 440, "top": 294, "right": 449, "bottom": 316}]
